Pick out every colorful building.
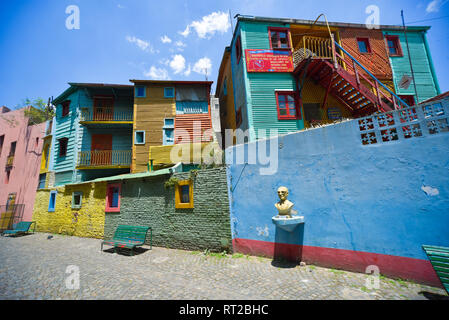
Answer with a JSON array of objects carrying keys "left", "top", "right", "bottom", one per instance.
[
  {"left": 216, "top": 15, "right": 440, "bottom": 142},
  {"left": 0, "top": 106, "right": 45, "bottom": 228},
  {"left": 129, "top": 80, "right": 214, "bottom": 172},
  {"left": 51, "top": 83, "right": 134, "bottom": 186}
]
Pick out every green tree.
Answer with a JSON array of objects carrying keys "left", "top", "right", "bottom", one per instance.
[{"left": 19, "top": 97, "right": 55, "bottom": 125}]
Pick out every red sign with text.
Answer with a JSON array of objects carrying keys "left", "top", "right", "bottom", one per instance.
[{"left": 245, "top": 49, "right": 293, "bottom": 73}]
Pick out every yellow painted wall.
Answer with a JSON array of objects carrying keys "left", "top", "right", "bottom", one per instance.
[
  {"left": 301, "top": 78, "right": 353, "bottom": 128},
  {"left": 149, "top": 142, "right": 221, "bottom": 166},
  {"left": 133, "top": 84, "right": 176, "bottom": 173},
  {"left": 39, "top": 136, "right": 52, "bottom": 174},
  {"left": 32, "top": 182, "right": 106, "bottom": 239}
]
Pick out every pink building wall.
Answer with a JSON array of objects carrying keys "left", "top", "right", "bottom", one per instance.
[{"left": 0, "top": 106, "right": 45, "bottom": 222}]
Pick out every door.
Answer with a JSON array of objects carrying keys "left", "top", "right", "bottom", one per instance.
[
  {"left": 93, "top": 97, "right": 114, "bottom": 121},
  {"left": 91, "top": 134, "right": 112, "bottom": 166},
  {"left": 1, "top": 193, "right": 16, "bottom": 230}
]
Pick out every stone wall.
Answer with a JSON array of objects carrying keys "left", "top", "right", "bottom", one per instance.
[
  {"left": 32, "top": 182, "right": 106, "bottom": 239},
  {"left": 104, "top": 167, "right": 232, "bottom": 252}
]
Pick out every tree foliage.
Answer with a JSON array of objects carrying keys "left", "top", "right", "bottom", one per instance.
[{"left": 20, "top": 98, "right": 55, "bottom": 125}]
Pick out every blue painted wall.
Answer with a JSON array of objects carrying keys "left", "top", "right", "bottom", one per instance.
[{"left": 226, "top": 98, "right": 449, "bottom": 261}]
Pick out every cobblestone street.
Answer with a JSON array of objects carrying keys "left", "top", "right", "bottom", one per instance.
[{"left": 0, "top": 233, "right": 447, "bottom": 300}]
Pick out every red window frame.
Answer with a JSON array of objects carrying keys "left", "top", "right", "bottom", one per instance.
[
  {"left": 356, "top": 37, "right": 371, "bottom": 54},
  {"left": 61, "top": 100, "right": 70, "bottom": 117},
  {"left": 275, "top": 91, "right": 301, "bottom": 120},
  {"left": 385, "top": 35, "right": 403, "bottom": 57},
  {"left": 105, "top": 183, "right": 121, "bottom": 212},
  {"left": 235, "top": 35, "right": 242, "bottom": 64},
  {"left": 268, "top": 27, "right": 292, "bottom": 50}
]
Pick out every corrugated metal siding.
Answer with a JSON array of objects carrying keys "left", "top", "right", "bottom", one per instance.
[
  {"left": 248, "top": 73, "right": 303, "bottom": 135},
  {"left": 174, "top": 114, "right": 213, "bottom": 144},
  {"left": 383, "top": 30, "right": 438, "bottom": 102},
  {"left": 240, "top": 21, "right": 303, "bottom": 137},
  {"left": 53, "top": 90, "right": 82, "bottom": 174}
]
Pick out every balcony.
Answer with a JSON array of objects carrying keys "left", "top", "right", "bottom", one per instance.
[
  {"left": 5, "top": 155, "right": 14, "bottom": 168},
  {"left": 76, "top": 150, "right": 132, "bottom": 169},
  {"left": 79, "top": 110, "right": 133, "bottom": 125}
]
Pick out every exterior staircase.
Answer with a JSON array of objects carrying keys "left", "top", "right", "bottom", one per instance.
[{"left": 293, "top": 37, "right": 410, "bottom": 118}]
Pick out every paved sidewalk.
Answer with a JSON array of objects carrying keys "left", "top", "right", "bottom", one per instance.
[{"left": 0, "top": 233, "right": 447, "bottom": 300}]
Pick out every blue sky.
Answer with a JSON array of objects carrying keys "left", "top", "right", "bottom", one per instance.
[{"left": 0, "top": 0, "right": 448, "bottom": 108}]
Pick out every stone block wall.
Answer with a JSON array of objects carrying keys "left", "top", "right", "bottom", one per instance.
[{"left": 104, "top": 167, "right": 232, "bottom": 252}]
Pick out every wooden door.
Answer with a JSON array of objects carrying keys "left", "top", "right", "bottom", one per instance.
[
  {"left": 93, "top": 97, "right": 114, "bottom": 121},
  {"left": 91, "top": 134, "right": 112, "bottom": 165}
]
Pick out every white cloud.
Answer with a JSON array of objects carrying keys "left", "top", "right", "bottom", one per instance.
[
  {"left": 179, "top": 26, "right": 190, "bottom": 37},
  {"left": 169, "top": 54, "right": 186, "bottom": 74},
  {"left": 179, "top": 11, "right": 231, "bottom": 39},
  {"left": 426, "top": 0, "right": 447, "bottom": 12},
  {"left": 144, "top": 66, "right": 170, "bottom": 80},
  {"left": 126, "top": 36, "right": 158, "bottom": 54},
  {"left": 193, "top": 57, "right": 212, "bottom": 75},
  {"left": 160, "top": 35, "right": 172, "bottom": 44},
  {"left": 183, "top": 64, "right": 191, "bottom": 76},
  {"left": 117, "top": 4, "right": 125, "bottom": 9},
  {"left": 175, "top": 40, "right": 186, "bottom": 47}
]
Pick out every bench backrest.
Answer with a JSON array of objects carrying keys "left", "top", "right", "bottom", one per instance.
[
  {"left": 12, "top": 221, "right": 33, "bottom": 232},
  {"left": 422, "top": 245, "right": 449, "bottom": 293},
  {"left": 113, "top": 225, "right": 150, "bottom": 244}
]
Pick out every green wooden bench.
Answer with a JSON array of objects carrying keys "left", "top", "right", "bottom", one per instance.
[
  {"left": 1, "top": 221, "right": 36, "bottom": 236},
  {"left": 101, "top": 225, "right": 152, "bottom": 256},
  {"left": 422, "top": 245, "right": 449, "bottom": 294}
]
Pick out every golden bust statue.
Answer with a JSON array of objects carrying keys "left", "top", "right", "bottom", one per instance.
[{"left": 275, "top": 186, "right": 295, "bottom": 218}]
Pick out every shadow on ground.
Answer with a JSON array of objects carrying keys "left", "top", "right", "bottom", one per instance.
[
  {"left": 102, "top": 247, "right": 151, "bottom": 256},
  {"left": 419, "top": 291, "right": 449, "bottom": 300},
  {"left": 271, "top": 258, "right": 298, "bottom": 269}
]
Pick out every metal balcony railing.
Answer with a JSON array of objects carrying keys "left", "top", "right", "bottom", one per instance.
[
  {"left": 77, "top": 150, "right": 132, "bottom": 168},
  {"left": 80, "top": 110, "right": 133, "bottom": 122}
]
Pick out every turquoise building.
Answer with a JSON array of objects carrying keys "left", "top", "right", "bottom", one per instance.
[
  {"left": 52, "top": 83, "right": 133, "bottom": 186},
  {"left": 219, "top": 15, "right": 441, "bottom": 143}
]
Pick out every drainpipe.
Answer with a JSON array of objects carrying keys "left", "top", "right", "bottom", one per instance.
[
  {"left": 401, "top": 10, "right": 419, "bottom": 103},
  {"left": 422, "top": 31, "right": 441, "bottom": 95}
]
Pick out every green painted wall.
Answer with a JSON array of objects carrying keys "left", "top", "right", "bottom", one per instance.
[
  {"left": 104, "top": 167, "right": 232, "bottom": 252},
  {"left": 233, "top": 20, "right": 304, "bottom": 140},
  {"left": 383, "top": 30, "right": 439, "bottom": 102}
]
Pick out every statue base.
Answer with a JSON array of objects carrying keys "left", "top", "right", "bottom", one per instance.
[{"left": 272, "top": 215, "right": 304, "bottom": 232}]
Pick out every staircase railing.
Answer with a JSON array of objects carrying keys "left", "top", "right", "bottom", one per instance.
[{"left": 333, "top": 42, "right": 410, "bottom": 110}]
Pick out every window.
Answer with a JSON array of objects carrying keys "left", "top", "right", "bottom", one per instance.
[
  {"left": 58, "top": 138, "right": 68, "bottom": 157},
  {"left": 269, "top": 27, "right": 291, "bottom": 50},
  {"left": 235, "top": 35, "right": 242, "bottom": 63},
  {"left": 35, "top": 137, "right": 39, "bottom": 148},
  {"left": 164, "top": 87, "right": 175, "bottom": 98},
  {"left": 235, "top": 107, "right": 242, "bottom": 127},
  {"left": 385, "top": 35, "right": 402, "bottom": 56},
  {"left": 38, "top": 173, "right": 46, "bottom": 189},
  {"left": 105, "top": 183, "right": 121, "bottom": 212},
  {"left": 275, "top": 91, "right": 300, "bottom": 120},
  {"left": 48, "top": 191, "right": 57, "bottom": 212},
  {"left": 357, "top": 38, "right": 371, "bottom": 53},
  {"left": 223, "top": 78, "right": 227, "bottom": 96},
  {"left": 163, "top": 119, "right": 174, "bottom": 145},
  {"left": 134, "top": 131, "right": 145, "bottom": 144},
  {"left": 175, "top": 180, "right": 193, "bottom": 209},
  {"left": 303, "top": 103, "right": 322, "bottom": 123},
  {"left": 72, "top": 192, "right": 83, "bottom": 209},
  {"left": 135, "top": 86, "right": 146, "bottom": 98},
  {"left": 5, "top": 170, "right": 10, "bottom": 184},
  {"left": 9, "top": 141, "right": 16, "bottom": 156},
  {"left": 61, "top": 100, "right": 70, "bottom": 117},
  {"left": 0, "top": 135, "right": 4, "bottom": 156},
  {"left": 399, "top": 95, "right": 415, "bottom": 106}
]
